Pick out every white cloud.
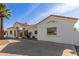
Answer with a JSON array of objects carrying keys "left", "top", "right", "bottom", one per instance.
[
  {"left": 52, "top": 3, "right": 79, "bottom": 15},
  {"left": 18, "top": 4, "right": 40, "bottom": 20}
]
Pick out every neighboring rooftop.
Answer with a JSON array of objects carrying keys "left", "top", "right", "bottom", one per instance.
[{"left": 14, "top": 22, "right": 29, "bottom": 26}]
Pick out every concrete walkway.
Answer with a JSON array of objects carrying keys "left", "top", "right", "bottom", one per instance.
[{"left": 0, "top": 39, "right": 77, "bottom": 56}]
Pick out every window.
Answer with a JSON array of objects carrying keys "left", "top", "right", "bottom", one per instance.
[
  {"left": 10, "top": 30, "right": 12, "bottom": 35},
  {"left": 16, "top": 27, "right": 19, "bottom": 30},
  {"left": 74, "top": 28, "right": 79, "bottom": 31},
  {"left": 47, "top": 27, "right": 57, "bottom": 35},
  {"left": 74, "top": 28, "right": 76, "bottom": 31},
  {"left": 35, "top": 30, "right": 37, "bottom": 34}
]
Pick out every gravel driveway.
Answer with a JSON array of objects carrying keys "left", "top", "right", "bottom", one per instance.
[{"left": 0, "top": 39, "right": 77, "bottom": 56}]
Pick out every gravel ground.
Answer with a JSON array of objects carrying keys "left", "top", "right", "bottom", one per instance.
[{"left": 0, "top": 39, "right": 77, "bottom": 56}]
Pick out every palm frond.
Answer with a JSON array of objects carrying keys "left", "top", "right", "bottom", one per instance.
[
  {"left": 0, "top": 4, "right": 11, "bottom": 19},
  {"left": 5, "top": 15, "right": 10, "bottom": 19},
  {"left": 0, "top": 3, "right": 6, "bottom": 10}
]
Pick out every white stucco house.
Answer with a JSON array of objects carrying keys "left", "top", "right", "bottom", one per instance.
[
  {"left": 37, "top": 15, "right": 77, "bottom": 45},
  {"left": 4, "top": 22, "right": 37, "bottom": 39},
  {"left": 4, "top": 15, "right": 79, "bottom": 46}
]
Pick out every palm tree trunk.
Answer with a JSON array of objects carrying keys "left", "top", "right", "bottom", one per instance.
[{"left": 0, "top": 16, "right": 4, "bottom": 39}]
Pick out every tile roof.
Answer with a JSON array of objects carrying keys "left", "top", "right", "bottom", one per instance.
[{"left": 15, "top": 22, "right": 29, "bottom": 26}]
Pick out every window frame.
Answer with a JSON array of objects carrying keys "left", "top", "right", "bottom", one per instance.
[
  {"left": 34, "top": 30, "right": 37, "bottom": 34},
  {"left": 47, "top": 27, "right": 57, "bottom": 35}
]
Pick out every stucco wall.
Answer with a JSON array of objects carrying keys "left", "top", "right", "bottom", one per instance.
[
  {"left": 5, "top": 28, "right": 16, "bottom": 38},
  {"left": 61, "top": 22, "right": 74, "bottom": 44},
  {"left": 37, "top": 16, "right": 75, "bottom": 44}
]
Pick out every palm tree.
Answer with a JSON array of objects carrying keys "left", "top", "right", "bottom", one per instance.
[{"left": 0, "top": 3, "right": 11, "bottom": 39}]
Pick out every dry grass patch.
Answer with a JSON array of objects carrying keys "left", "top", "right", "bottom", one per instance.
[{"left": 62, "top": 49, "right": 77, "bottom": 56}]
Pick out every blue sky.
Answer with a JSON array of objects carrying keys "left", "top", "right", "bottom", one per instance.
[{"left": 4, "top": 3, "right": 79, "bottom": 30}]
